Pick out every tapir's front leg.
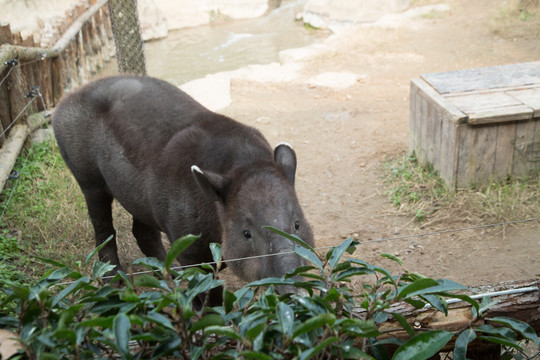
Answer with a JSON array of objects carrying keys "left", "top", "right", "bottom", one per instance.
[{"left": 83, "top": 188, "right": 121, "bottom": 268}]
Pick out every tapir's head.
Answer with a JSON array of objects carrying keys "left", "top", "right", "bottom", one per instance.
[{"left": 191, "top": 143, "right": 314, "bottom": 293}]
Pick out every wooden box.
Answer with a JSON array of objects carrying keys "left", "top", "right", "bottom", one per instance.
[{"left": 409, "top": 62, "right": 540, "bottom": 189}]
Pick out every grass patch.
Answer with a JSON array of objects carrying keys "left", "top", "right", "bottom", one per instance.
[
  {"left": 384, "top": 152, "right": 540, "bottom": 226},
  {"left": 0, "top": 136, "right": 94, "bottom": 282}
]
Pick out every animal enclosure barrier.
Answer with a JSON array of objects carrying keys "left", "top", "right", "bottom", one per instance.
[
  {"left": 108, "top": 0, "right": 146, "bottom": 75},
  {"left": 0, "top": 0, "right": 115, "bottom": 194},
  {"left": 409, "top": 62, "right": 540, "bottom": 189}
]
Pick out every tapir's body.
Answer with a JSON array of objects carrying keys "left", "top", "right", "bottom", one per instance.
[{"left": 52, "top": 75, "right": 314, "bottom": 289}]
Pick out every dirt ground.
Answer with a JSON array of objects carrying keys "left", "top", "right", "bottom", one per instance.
[{"left": 210, "top": 0, "right": 540, "bottom": 288}]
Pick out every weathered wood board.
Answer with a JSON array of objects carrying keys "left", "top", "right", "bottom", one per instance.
[{"left": 410, "top": 62, "right": 540, "bottom": 188}]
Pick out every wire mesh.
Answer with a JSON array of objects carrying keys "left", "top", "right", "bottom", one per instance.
[{"left": 108, "top": 0, "right": 146, "bottom": 75}]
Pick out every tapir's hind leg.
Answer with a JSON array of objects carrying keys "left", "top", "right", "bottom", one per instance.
[
  {"left": 82, "top": 187, "right": 120, "bottom": 268},
  {"left": 132, "top": 219, "right": 167, "bottom": 261}
]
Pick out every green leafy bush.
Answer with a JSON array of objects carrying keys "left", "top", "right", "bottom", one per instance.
[{"left": 0, "top": 232, "right": 537, "bottom": 359}]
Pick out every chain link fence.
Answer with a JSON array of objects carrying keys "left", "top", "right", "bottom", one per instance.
[{"left": 108, "top": 0, "right": 146, "bottom": 75}]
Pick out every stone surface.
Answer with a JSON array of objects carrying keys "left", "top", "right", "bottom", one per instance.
[
  {"left": 302, "top": 0, "right": 411, "bottom": 33},
  {"left": 153, "top": 0, "right": 268, "bottom": 30},
  {"left": 139, "top": 0, "right": 168, "bottom": 41}
]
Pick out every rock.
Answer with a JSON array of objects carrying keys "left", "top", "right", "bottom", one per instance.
[
  {"left": 138, "top": 0, "right": 168, "bottom": 41},
  {"left": 28, "top": 128, "right": 54, "bottom": 144},
  {"left": 303, "top": 0, "right": 410, "bottom": 33},
  {"left": 180, "top": 72, "right": 232, "bottom": 112},
  {"left": 153, "top": 0, "right": 268, "bottom": 30},
  {"left": 218, "top": 0, "right": 268, "bottom": 20},
  {"left": 308, "top": 71, "right": 364, "bottom": 90},
  {"left": 179, "top": 62, "right": 304, "bottom": 111}
]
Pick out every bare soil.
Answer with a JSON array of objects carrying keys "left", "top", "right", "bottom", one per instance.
[{"left": 214, "top": 0, "right": 540, "bottom": 288}]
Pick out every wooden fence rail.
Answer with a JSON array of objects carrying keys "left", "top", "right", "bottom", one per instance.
[{"left": 0, "top": 0, "right": 114, "bottom": 194}]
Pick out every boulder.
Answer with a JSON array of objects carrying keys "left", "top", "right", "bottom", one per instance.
[
  {"left": 138, "top": 0, "right": 168, "bottom": 41},
  {"left": 153, "top": 0, "right": 269, "bottom": 30},
  {"left": 302, "top": 0, "right": 410, "bottom": 33}
]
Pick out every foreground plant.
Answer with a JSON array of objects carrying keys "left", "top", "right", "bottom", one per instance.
[{"left": 0, "top": 233, "right": 537, "bottom": 359}]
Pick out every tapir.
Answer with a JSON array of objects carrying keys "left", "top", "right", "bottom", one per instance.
[{"left": 52, "top": 75, "right": 314, "bottom": 295}]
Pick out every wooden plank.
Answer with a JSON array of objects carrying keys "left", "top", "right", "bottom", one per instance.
[
  {"left": 445, "top": 91, "right": 524, "bottom": 113},
  {"left": 410, "top": 78, "right": 467, "bottom": 124},
  {"left": 456, "top": 125, "right": 497, "bottom": 187},
  {"left": 431, "top": 95, "right": 443, "bottom": 174},
  {"left": 507, "top": 87, "right": 540, "bottom": 117},
  {"left": 440, "top": 117, "right": 458, "bottom": 188},
  {"left": 494, "top": 123, "right": 516, "bottom": 179},
  {"left": 467, "top": 105, "right": 533, "bottom": 125},
  {"left": 374, "top": 280, "right": 540, "bottom": 354},
  {"left": 409, "top": 78, "right": 466, "bottom": 188},
  {"left": 421, "top": 62, "right": 540, "bottom": 94},
  {"left": 409, "top": 80, "right": 418, "bottom": 154},
  {"left": 512, "top": 120, "right": 537, "bottom": 176}
]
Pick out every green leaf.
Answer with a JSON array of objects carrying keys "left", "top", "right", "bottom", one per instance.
[
  {"left": 165, "top": 234, "right": 200, "bottom": 271},
  {"left": 404, "top": 298, "right": 427, "bottom": 309},
  {"left": 334, "top": 266, "right": 374, "bottom": 281},
  {"left": 92, "top": 261, "right": 117, "bottom": 279},
  {"left": 247, "top": 277, "right": 295, "bottom": 287},
  {"left": 240, "top": 351, "right": 274, "bottom": 360},
  {"left": 340, "top": 319, "right": 380, "bottom": 337},
  {"left": 79, "top": 315, "right": 115, "bottom": 328},
  {"left": 478, "top": 296, "right": 498, "bottom": 315},
  {"left": 328, "top": 237, "right": 354, "bottom": 269},
  {"left": 299, "top": 336, "right": 338, "bottom": 360},
  {"left": 133, "top": 274, "right": 170, "bottom": 290},
  {"left": 295, "top": 244, "right": 323, "bottom": 270},
  {"left": 204, "top": 325, "right": 242, "bottom": 341},
  {"left": 420, "top": 294, "right": 448, "bottom": 315},
  {"left": 397, "top": 278, "right": 440, "bottom": 299},
  {"left": 113, "top": 313, "right": 131, "bottom": 357},
  {"left": 133, "top": 257, "right": 164, "bottom": 271},
  {"left": 487, "top": 316, "right": 539, "bottom": 345},
  {"left": 264, "top": 225, "right": 315, "bottom": 251},
  {"left": 475, "top": 324, "right": 516, "bottom": 340},
  {"left": 34, "top": 255, "right": 67, "bottom": 268},
  {"left": 398, "top": 278, "right": 466, "bottom": 300},
  {"left": 210, "top": 242, "right": 222, "bottom": 268},
  {"left": 292, "top": 313, "right": 336, "bottom": 339},
  {"left": 476, "top": 336, "right": 522, "bottom": 351},
  {"left": 453, "top": 328, "right": 476, "bottom": 360},
  {"left": 191, "top": 314, "right": 224, "bottom": 333},
  {"left": 85, "top": 235, "right": 114, "bottom": 265},
  {"left": 438, "top": 292, "right": 480, "bottom": 312},
  {"left": 392, "top": 330, "right": 453, "bottom": 360},
  {"left": 381, "top": 253, "right": 403, "bottom": 266},
  {"left": 276, "top": 302, "right": 295, "bottom": 338},
  {"left": 143, "top": 312, "right": 175, "bottom": 330},
  {"left": 285, "top": 265, "right": 317, "bottom": 278},
  {"left": 392, "top": 312, "right": 415, "bottom": 337},
  {"left": 52, "top": 276, "right": 91, "bottom": 307}
]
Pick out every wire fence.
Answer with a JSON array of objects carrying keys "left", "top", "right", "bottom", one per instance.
[{"left": 108, "top": 0, "right": 146, "bottom": 75}]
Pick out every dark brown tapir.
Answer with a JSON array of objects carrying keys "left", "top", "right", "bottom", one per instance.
[{"left": 52, "top": 75, "right": 314, "bottom": 296}]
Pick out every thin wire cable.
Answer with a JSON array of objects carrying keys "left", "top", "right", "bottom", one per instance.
[
  {"left": 90, "top": 217, "right": 540, "bottom": 282},
  {"left": 0, "top": 143, "right": 35, "bottom": 220},
  {"left": 0, "top": 65, "right": 14, "bottom": 87},
  {"left": 0, "top": 97, "right": 36, "bottom": 138}
]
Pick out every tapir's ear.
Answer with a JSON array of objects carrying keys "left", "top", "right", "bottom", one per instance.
[
  {"left": 191, "top": 165, "right": 229, "bottom": 203},
  {"left": 274, "top": 142, "right": 297, "bottom": 186}
]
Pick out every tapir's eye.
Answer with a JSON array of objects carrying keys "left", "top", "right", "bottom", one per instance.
[
  {"left": 294, "top": 221, "right": 300, "bottom": 230},
  {"left": 243, "top": 230, "right": 252, "bottom": 239}
]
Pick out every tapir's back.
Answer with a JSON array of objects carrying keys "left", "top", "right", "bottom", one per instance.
[{"left": 53, "top": 75, "right": 272, "bottom": 174}]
